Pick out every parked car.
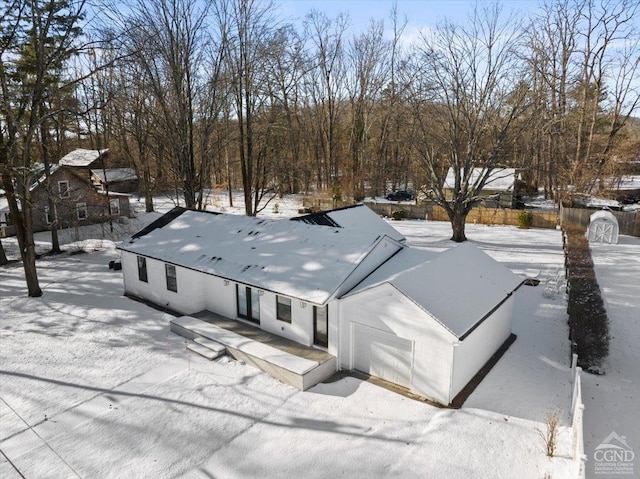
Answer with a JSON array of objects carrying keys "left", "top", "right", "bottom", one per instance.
[{"left": 386, "top": 190, "right": 414, "bottom": 201}]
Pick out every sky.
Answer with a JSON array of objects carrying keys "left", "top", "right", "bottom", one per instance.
[{"left": 276, "top": 0, "right": 544, "bottom": 38}]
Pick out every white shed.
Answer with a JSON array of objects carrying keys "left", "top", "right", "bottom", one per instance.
[
  {"left": 587, "top": 210, "right": 619, "bottom": 244},
  {"left": 338, "top": 243, "right": 523, "bottom": 405}
]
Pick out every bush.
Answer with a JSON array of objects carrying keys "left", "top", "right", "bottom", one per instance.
[
  {"left": 564, "top": 223, "right": 610, "bottom": 373},
  {"left": 517, "top": 210, "right": 534, "bottom": 229},
  {"left": 391, "top": 209, "right": 407, "bottom": 220}
]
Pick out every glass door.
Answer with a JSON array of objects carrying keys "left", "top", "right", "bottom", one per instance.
[{"left": 237, "top": 285, "right": 260, "bottom": 324}]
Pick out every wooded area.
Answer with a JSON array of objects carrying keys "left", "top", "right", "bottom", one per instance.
[{"left": 1, "top": 0, "right": 639, "bottom": 294}]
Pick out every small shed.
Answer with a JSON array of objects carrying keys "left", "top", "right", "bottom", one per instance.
[
  {"left": 338, "top": 242, "right": 523, "bottom": 405},
  {"left": 587, "top": 210, "right": 619, "bottom": 244}
]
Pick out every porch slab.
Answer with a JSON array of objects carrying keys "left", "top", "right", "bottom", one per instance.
[{"left": 170, "top": 313, "right": 337, "bottom": 390}]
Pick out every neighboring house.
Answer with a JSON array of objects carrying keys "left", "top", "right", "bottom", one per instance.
[
  {"left": 0, "top": 149, "right": 132, "bottom": 238},
  {"left": 443, "top": 168, "right": 521, "bottom": 208},
  {"left": 29, "top": 164, "right": 132, "bottom": 233},
  {"left": 118, "top": 206, "right": 523, "bottom": 405},
  {"left": 91, "top": 168, "right": 139, "bottom": 194}
]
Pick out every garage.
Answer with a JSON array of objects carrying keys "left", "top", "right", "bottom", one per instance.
[
  {"left": 352, "top": 323, "right": 413, "bottom": 388},
  {"left": 339, "top": 243, "right": 523, "bottom": 405}
]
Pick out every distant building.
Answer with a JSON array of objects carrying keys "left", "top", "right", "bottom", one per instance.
[
  {"left": 0, "top": 149, "right": 133, "bottom": 238},
  {"left": 91, "top": 168, "right": 139, "bottom": 194},
  {"left": 443, "top": 168, "right": 521, "bottom": 208}
]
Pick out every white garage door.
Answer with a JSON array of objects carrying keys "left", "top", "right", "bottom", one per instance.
[{"left": 352, "top": 323, "right": 413, "bottom": 388}]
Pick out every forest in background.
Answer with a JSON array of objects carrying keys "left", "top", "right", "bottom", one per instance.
[{"left": 1, "top": 0, "right": 639, "bottom": 295}]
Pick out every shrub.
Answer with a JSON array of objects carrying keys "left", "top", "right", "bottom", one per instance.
[
  {"left": 538, "top": 411, "right": 560, "bottom": 457},
  {"left": 391, "top": 209, "right": 407, "bottom": 220},
  {"left": 564, "top": 223, "right": 610, "bottom": 373},
  {"left": 353, "top": 192, "right": 365, "bottom": 203},
  {"left": 517, "top": 210, "right": 534, "bottom": 229}
]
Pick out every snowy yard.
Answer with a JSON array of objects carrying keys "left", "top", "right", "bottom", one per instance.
[
  {"left": 0, "top": 194, "right": 589, "bottom": 478},
  {"left": 583, "top": 236, "right": 640, "bottom": 478}
]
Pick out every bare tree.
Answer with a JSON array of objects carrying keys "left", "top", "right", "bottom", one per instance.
[
  {"left": 345, "top": 19, "right": 389, "bottom": 199},
  {"left": 303, "top": 10, "right": 349, "bottom": 190},
  {"left": 216, "top": 0, "right": 278, "bottom": 216},
  {"left": 411, "top": 4, "right": 530, "bottom": 242},
  {"left": 123, "top": 0, "right": 209, "bottom": 210}
]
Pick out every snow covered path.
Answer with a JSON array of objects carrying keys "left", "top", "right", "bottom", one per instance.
[
  {"left": 584, "top": 236, "right": 640, "bottom": 478},
  {"left": 0, "top": 233, "right": 575, "bottom": 478}
]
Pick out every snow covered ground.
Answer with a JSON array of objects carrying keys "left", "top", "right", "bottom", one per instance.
[
  {"left": 0, "top": 194, "right": 590, "bottom": 478},
  {"left": 583, "top": 236, "right": 640, "bottom": 479}
]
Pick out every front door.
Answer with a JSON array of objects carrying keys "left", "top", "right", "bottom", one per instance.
[{"left": 237, "top": 285, "right": 260, "bottom": 324}]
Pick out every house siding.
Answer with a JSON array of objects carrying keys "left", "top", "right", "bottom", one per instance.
[
  {"left": 339, "top": 283, "right": 456, "bottom": 405},
  {"left": 122, "top": 250, "right": 334, "bottom": 351},
  {"left": 451, "top": 295, "right": 514, "bottom": 399},
  {"left": 121, "top": 252, "right": 204, "bottom": 313},
  {"left": 30, "top": 167, "right": 131, "bottom": 234}
]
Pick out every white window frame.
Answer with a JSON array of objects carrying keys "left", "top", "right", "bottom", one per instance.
[
  {"left": 109, "top": 198, "right": 120, "bottom": 216},
  {"left": 44, "top": 205, "right": 57, "bottom": 225},
  {"left": 58, "top": 180, "right": 70, "bottom": 198},
  {"left": 76, "top": 202, "right": 88, "bottom": 220}
]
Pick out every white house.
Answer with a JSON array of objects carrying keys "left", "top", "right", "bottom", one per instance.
[
  {"left": 339, "top": 243, "right": 523, "bottom": 405},
  {"left": 118, "top": 208, "right": 403, "bottom": 355},
  {"left": 118, "top": 206, "right": 523, "bottom": 405}
]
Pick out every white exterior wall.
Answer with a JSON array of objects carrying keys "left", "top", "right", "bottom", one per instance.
[
  {"left": 203, "top": 275, "right": 236, "bottom": 318},
  {"left": 122, "top": 251, "right": 337, "bottom": 355},
  {"left": 121, "top": 251, "right": 205, "bottom": 314},
  {"left": 339, "top": 283, "right": 456, "bottom": 405},
  {"left": 451, "top": 295, "right": 514, "bottom": 399},
  {"left": 258, "top": 290, "right": 314, "bottom": 346}
]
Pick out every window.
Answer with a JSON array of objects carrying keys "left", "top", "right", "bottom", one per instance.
[
  {"left": 313, "top": 306, "right": 328, "bottom": 347},
  {"left": 58, "top": 180, "right": 70, "bottom": 198},
  {"left": 165, "top": 264, "right": 177, "bottom": 292},
  {"left": 110, "top": 198, "right": 120, "bottom": 216},
  {"left": 237, "top": 285, "right": 260, "bottom": 323},
  {"left": 76, "top": 202, "right": 88, "bottom": 220},
  {"left": 44, "top": 206, "right": 57, "bottom": 225},
  {"left": 137, "top": 256, "right": 148, "bottom": 283},
  {"left": 276, "top": 296, "right": 292, "bottom": 323}
]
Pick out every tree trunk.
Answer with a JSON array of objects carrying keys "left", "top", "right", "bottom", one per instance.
[
  {"left": 0, "top": 238, "right": 8, "bottom": 265},
  {"left": 450, "top": 209, "right": 468, "bottom": 243}
]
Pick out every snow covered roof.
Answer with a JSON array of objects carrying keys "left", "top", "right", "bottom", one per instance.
[
  {"left": 119, "top": 208, "right": 390, "bottom": 305},
  {"left": 28, "top": 164, "right": 61, "bottom": 191},
  {"left": 291, "top": 204, "right": 405, "bottom": 242},
  {"left": 347, "top": 242, "right": 523, "bottom": 339},
  {"left": 604, "top": 175, "right": 640, "bottom": 191},
  {"left": 91, "top": 168, "right": 138, "bottom": 183},
  {"left": 59, "top": 148, "right": 108, "bottom": 167},
  {"left": 590, "top": 210, "right": 619, "bottom": 225},
  {"left": 443, "top": 168, "right": 519, "bottom": 192}
]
